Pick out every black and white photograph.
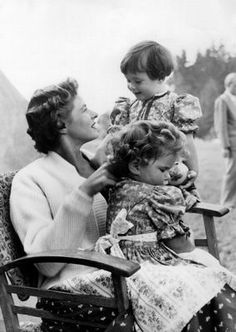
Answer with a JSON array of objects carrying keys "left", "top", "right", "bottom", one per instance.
[{"left": 0, "top": 1, "right": 236, "bottom": 331}]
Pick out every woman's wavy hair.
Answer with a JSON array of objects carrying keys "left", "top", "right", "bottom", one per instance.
[
  {"left": 26, "top": 78, "right": 78, "bottom": 153},
  {"left": 120, "top": 40, "right": 174, "bottom": 81},
  {"left": 108, "top": 120, "right": 185, "bottom": 178}
]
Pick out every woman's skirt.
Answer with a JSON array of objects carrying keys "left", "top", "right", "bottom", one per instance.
[{"left": 38, "top": 252, "right": 236, "bottom": 332}]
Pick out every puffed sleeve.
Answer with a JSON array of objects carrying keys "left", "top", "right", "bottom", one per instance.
[
  {"left": 110, "top": 97, "right": 131, "bottom": 126},
  {"left": 172, "top": 94, "right": 202, "bottom": 134},
  {"left": 145, "top": 186, "right": 190, "bottom": 240}
]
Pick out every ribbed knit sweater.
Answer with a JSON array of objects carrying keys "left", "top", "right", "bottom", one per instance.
[{"left": 10, "top": 152, "right": 107, "bottom": 289}]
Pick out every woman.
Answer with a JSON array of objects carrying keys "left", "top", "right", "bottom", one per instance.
[{"left": 10, "top": 78, "right": 117, "bottom": 331}]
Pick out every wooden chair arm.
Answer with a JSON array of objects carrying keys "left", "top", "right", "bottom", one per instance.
[
  {"left": 187, "top": 201, "right": 229, "bottom": 261},
  {"left": 188, "top": 202, "right": 229, "bottom": 217},
  {"left": 0, "top": 249, "right": 140, "bottom": 277}
]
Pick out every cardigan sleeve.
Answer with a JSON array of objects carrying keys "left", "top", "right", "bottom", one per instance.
[
  {"left": 214, "top": 96, "right": 230, "bottom": 148},
  {"left": 10, "top": 171, "right": 94, "bottom": 277}
]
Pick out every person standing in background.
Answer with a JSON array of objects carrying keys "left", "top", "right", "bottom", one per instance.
[{"left": 214, "top": 72, "right": 236, "bottom": 208}]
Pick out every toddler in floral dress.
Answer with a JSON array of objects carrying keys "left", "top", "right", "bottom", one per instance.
[
  {"left": 98, "top": 120, "right": 236, "bottom": 332},
  {"left": 110, "top": 40, "right": 201, "bottom": 191}
]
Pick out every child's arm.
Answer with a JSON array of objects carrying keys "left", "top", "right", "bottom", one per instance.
[
  {"left": 181, "top": 133, "right": 198, "bottom": 189},
  {"left": 110, "top": 97, "right": 131, "bottom": 125},
  {"left": 163, "top": 235, "right": 195, "bottom": 253},
  {"left": 172, "top": 93, "right": 202, "bottom": 189}
]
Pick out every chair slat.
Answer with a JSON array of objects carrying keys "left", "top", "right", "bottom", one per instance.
[
  {"left": 7, "top": 285, "right": 117, "bottom": 307},
  {"left": 202, "top": 214, "right": 220, "bottom": 259},
  {"left": 188, "top": 201, "right": 229, "bottom": 260},
  {"left": 12, "top": 306, "right": 107, "bottom": 328}
]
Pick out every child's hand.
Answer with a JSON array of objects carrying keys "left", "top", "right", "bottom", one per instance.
[
  {"left": 110, "top": 97, "right": 130, "bottom": 125},
  {"left": 180, "top": 170, "right": 197, "bottom": 189}
]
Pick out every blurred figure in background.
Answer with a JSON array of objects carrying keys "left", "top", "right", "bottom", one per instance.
[{"left": 214, "top": 72, "right": 236, "bottom": 208}]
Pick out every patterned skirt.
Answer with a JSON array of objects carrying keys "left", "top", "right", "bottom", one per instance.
[{"left": 37, "top": 251, "right": 236, "bottom": 332}]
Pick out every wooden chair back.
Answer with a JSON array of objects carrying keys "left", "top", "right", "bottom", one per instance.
[
  {"left": 0, "top": 171, "right": 38, "bottom": 300},
  {"left": 0, "top": 250, "right": 140, "bottom": 332}
]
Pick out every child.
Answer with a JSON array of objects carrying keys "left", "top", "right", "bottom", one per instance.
[
  {"left": 110, "top": 40, "right": 201, "bottom": 189},
  {"left": 97, "top": 120, "right": 236, "bottom": 332}
]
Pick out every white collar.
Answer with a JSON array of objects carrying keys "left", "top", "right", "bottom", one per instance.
[{"left": 47, "top": 151, "right": 78, "bottom": 174}]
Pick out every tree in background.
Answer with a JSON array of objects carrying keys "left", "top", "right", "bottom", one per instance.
[{"left": 172, "top": 45, "right": 236, "bottom": 138}]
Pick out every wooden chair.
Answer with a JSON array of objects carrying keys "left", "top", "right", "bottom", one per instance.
[
  {"left": 0, "top": 250, "right": 140, "bottom": 332},
  {"left": 0, "top": 171, "right": 229, "bottom": 331}
]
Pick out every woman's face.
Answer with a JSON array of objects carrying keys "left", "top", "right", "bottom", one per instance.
[{"left": 65, "top": 95, "right": 99, "bottom": 144}]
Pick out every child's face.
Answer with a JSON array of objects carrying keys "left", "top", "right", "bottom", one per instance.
[
  {"left": 125, "top": 71, "right": 161, "bottom": 101},
  {"left": 133, "top": 154, "right": 176, "bottom": 186}
]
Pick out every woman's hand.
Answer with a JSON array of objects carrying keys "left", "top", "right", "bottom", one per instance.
[
  {"left": 79, "top": 163, "right": 117, "bottom": 197},
  {"left": 180, "top": 170, "right": 197, "bottom": 189}
]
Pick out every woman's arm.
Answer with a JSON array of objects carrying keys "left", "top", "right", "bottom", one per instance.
[
  {"left": 10, "top": 164, "right": 116, "bottom": 278},
  {"left": 10, "top": 174, "right": 94, "bottom": 277}
]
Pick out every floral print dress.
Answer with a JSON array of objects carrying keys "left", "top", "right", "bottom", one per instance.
[
  {"left": 110, "top": 91, "right": 202, "bottom": 134},
  {"left": 106, "top": 179, "right": 197, "bottom": 265},
  {"left": 40, "top": 180, "right": 236, "bottom": 332},
  {"left": 103, "top": 179, "right": 236, "bottom": 332}
]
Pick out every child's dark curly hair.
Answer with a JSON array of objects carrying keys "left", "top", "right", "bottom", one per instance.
[
  {"left": 26, "top": 78, "right": 78, "bottom": 154},
  {"left": 108, "top": 120, "right": 185, "bottom": 178}
]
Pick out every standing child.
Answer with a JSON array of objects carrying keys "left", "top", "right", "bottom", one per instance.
[
  {"left": 110, "top": 40, "right": 202, "bottom": 188},
  {"left": 97, "top": 120, "right": 236, "bottom": 332}
]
